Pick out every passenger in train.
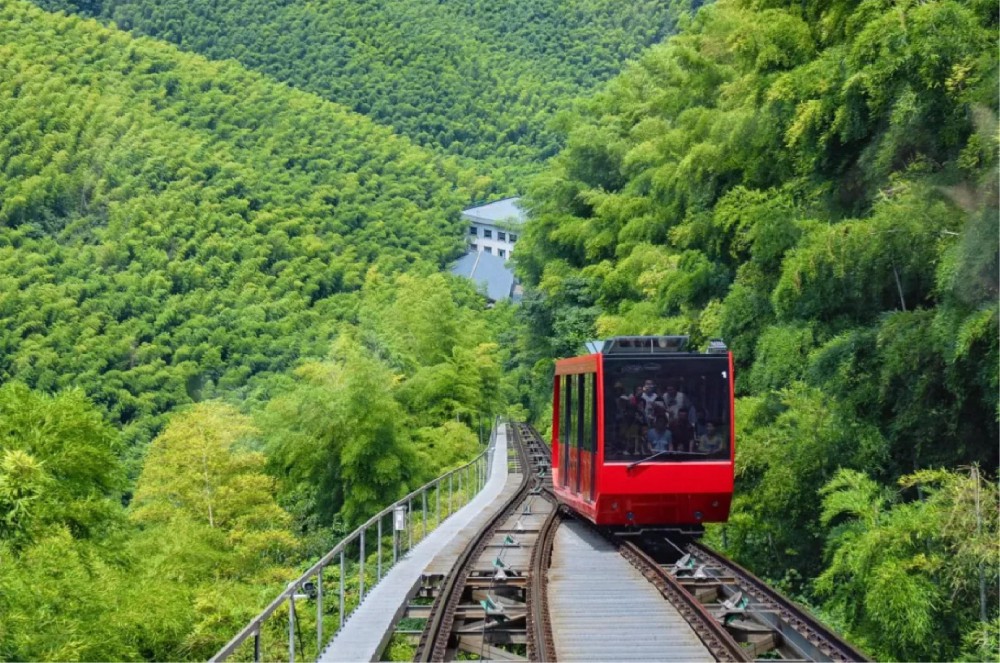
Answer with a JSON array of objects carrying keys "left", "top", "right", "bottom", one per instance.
[
  {"left": 650, "top": 399, "right": 669, "bottom": 428},
  {"left": 669, "top": 408, "right": 695, "bottom": 453},
  {"left": 629, "top": 385, "right": 643, "bottom": 410},
  {"left": 613, "top": 382, "right": 631, "bottom": 426},
  {"left": 640, "top": 380, "right": 659, "bottom": 421},
  {"left": 693, "top": 406, "right": 710, "bottom": 437},
  {"left": 646, "top": 414, "right": 672, "bottom": 452},
  {"left": 696, "top": 421, "right": 725, "bottom": 454},
  {"left": 662, "top": 383, "right": 690, "bottom": 420},
  {"left": 634, "top": 423, "right": 649, "bottom": 455},
  {"left": 617, "top": 396, "right": 644, "bottom": 455}
]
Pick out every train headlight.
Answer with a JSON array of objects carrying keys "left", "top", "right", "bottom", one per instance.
[
  {"left": 611, "top": 501, "right": 619, "bottom": 511},
  {"left": 626, "top": 511, "right": 634, "bottom": 522},
  {"left": 694, "top": 511, "right": 703, "bottom": 520}
]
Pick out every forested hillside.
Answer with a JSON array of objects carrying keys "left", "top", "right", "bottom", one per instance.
[
  {"left": 35, "top": 0, "right": 684, "bottom": 183},
  {"left": 0, "top": 0, "right": 492, "bottom": 455},
  {"left": 3, "top": 0, "right": 998, "bottom": 659},
  {"left": 1, "top": 3, "right": 534, "bottom": 657},
  {"left": 512, "top": 0, "right": 999, "bottom": 659}
]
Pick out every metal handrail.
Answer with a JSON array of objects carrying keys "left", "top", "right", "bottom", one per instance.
[{"left": 211, "top": 416, "right": 501, "bottom": 662}]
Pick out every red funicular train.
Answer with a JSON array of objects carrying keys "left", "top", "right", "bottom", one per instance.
[{"left": 551, "top": 336, "right": 734, "bottom": 531}]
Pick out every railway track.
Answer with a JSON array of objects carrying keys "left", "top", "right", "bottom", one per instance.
[
  {"left": 412, "top": 423, "right": 866, "bottom": 662},
  {"left": 664, "top": 540, "right": 869, "bottom": 661},
  {"left": 414, "top": 423, "right": 556, "bottom": 661}
]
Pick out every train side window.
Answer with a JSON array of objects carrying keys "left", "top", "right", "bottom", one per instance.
[
  {"left": 572, "top": 376, "right": 580, "bottom": 449},
  {"left": 576, "top": 374, "right": 586, "bottom": 450},
  {"left": 582, "top": 373, "right": 595, "bottom": 453},
  {"left": 560, "top": 375, "right": 572, "bottom": 485},
  {"left": 561, "top": 375, "right": 571, "bottom": 449}
]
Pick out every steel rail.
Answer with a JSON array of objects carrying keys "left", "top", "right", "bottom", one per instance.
[
  {"left": 687, "top": 541, "right": 869, "bottom": 662},
  {"left": 526, "top": 504, "right": 560, "bottom": 662},
  {"left": 615, "top": 539, "right": 751, "bottom": 662},
  {"left": 518, "top": 423, "right": 558, "bottom": 663},
  {"left": 415, "top": 424, "right": 533, "bottom": 661}
]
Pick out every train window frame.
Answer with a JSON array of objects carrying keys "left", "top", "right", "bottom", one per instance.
[{"left": 601, "top": 355, "right": 732, "bottom": 463}]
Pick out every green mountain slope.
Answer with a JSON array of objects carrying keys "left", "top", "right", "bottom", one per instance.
[
  {"left": 0, "top": 0, "right": 481, "bottom": 451},
  {"left": 37, "top": 0, "right": 684, "bottom": 181}
]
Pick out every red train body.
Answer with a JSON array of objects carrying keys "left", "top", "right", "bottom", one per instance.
[{"left": 551, "top": 336, "right": 734, "bottom": 529}]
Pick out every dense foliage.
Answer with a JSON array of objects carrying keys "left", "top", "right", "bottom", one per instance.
[
  {"left": 513, "top": 0, "right": 999, "bottom": 658},
  {"left": 0, "top": 383, "right": 305, "bottom": 661},
  {"left": 3, "top": 0, "right": 997, "bottom": 659},
  {"left": 35, "top": 0, "right": 685, "bottom": 183},
  {"left": 0, "top": 3, "right": 523, "bottom": 657},
  {"left": 0, "top": 272, "right": 516, "bottom": 659},
  {"left": 0, "top": 0, "right": 491, "bottom": 459}
]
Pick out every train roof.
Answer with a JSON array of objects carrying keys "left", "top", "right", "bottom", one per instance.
[{"left": 582, "top": 336, "right": 728, "bottom": 356}]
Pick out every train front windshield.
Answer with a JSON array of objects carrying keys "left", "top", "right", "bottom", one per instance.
[{"left": 603, "top": 356, "right": 731, "bottom": 462}]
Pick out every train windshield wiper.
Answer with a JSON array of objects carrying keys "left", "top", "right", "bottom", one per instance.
[
  {"left": 627, "top": 449, "right": 709, "bottom": 470},
  {"left": 627, "top": 449, "right": 674, "bottom": 470}
]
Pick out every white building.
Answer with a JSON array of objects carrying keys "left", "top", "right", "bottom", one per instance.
[{"left": 463, "top": 197, "right": 526, "bottom": 260}]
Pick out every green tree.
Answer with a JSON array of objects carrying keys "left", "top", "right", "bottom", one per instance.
[
  {"left": 0, "top": 382, "right": 124, "bottom": 545},
  {"left": 132, "top": 402, "right": 296, "bottom": 569},
  {"left": 817, "top": 467, "right": 999, "bottom": 661},
  {"left": 265, "top": 338, "right": 416, "bottom": 528}
]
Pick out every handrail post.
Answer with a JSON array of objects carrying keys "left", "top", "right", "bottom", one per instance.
[
  {"left": 253, "top": 628, "right": 261, "bottom": 662},
  {"left": 359, "top": 528, "right": 366, "bottom": 602},
  {"left": 377, "top": 515, "right": 383, "bottom": 582},
  {"left": 449, "top": 473, "right": 453, "bottom": 514},
  {"left": 422, "top": 490, "right": 427, "bottom": 540},
  {"left": 317, "top": 571, "right": 323, "bottom": 656},
  {"left": 407, "top": 498, "right": 412, "bottom": 552},
  {"left": 288, "top": 594, "right": 295, "bottom": 663},
  {"left": 436, "top": 479, "right": 441, "bottom": 526},
  {"left": 339, "top": 550, "right": 345, "bottom": 629},
  {"left": 392, "top": 515, "right": 398, "bottom": 565}
]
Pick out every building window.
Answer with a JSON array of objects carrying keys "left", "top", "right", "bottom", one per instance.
[
  {"left": 469, "top": 226, "right": 478, "bottom": 235},
  {"left": 470, "top": 243, "right": 478, "bottom": 251},
  {"left": 484, "top": 246, "right": 492, "bottom": 254},
  {"left": 510, "top": 233, "right": 518, "bottom": 242},
  {"left": 483, "top": 229, "right": 492, "bottom": 239},
  {"left": 498, "top": 249, "right": 506, "bottom": 258},
  {"left": 498, "top": 231, "right": 506, "bottom": 241}
]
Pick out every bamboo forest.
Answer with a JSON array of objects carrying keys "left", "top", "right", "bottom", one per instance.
[{"left": 0, "top": 0, "right": 996, "bottom": 660}]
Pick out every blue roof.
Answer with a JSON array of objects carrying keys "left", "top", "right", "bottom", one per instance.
[
  {"left": 461, "top": 197, "right": 526, "bottom": 226},
  {"left": 450, "top": 251, "right": 515, "bottom": 301}
]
